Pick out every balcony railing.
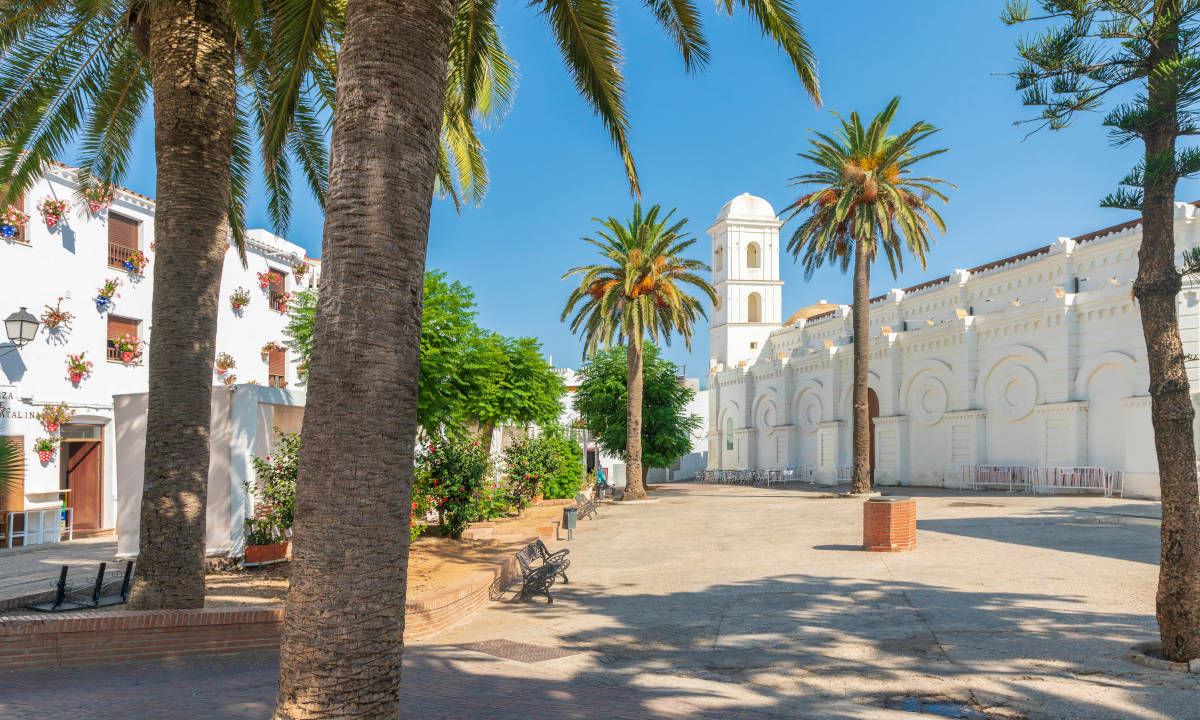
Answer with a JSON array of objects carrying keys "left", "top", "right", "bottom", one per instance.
[
  {"left": 269, "top": 374, "right": 287, "bottom": 388},
  {"left": 108, "top": 242, "right": 135, "bottom": 268}
]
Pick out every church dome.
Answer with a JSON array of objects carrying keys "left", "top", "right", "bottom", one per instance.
[{"left": 716, "top": 193, "right": 777, "bottom": 222}]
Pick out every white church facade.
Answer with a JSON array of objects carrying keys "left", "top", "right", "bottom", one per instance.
[{"left": 706, "top": 193, "right": 1200, "bottom": 500}]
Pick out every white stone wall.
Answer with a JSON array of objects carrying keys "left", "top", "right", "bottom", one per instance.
[
  {"left": 0, "top": 167, "right": 317, "bottom": 527},
  {"left": 708, "top": 199, "right": 1200, "bottom": 500}
]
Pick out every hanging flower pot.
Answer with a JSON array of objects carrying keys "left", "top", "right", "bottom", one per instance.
[
  {"left": 40, "top": 298, "right": 74, "bottom": 332},
  {"left": 66, "top": 353, "right": 93, "bottom": 384},
  {"left": 111, "top": 334, "right": 144, "bottom": 364},
  {"left": 82, "top": 185, "right": 114, "bottom": 215},
  {"left": 36, "top": 403, "right": 73, "bottom": 435},
  {"left": 70, "top": 371, "right": 83, "bottom": 384},
  {"left": 215, "top": 352, "right": 236, "bottom": 376},
  {"left": 260, "top": 341, "right": 285, "bottom": 360},
  {"left": 230, "top": 287, "right": 251, "bottom": 311},
  {"left": 46, "top": 422, "right": 59, "bottom": 433},
  {"left": 122, "top": 250, "right": 148, "bottom": 275},
  {"left": 38, "top": 197, "right": 68, "bottom": 229},
  {"left": 257, "top": 270, "right": 281, "bottom": 289},
  {"left": 1, "top": 205, "right": 28, "bottom": 238},
  {"left": 95, "top": 277, "right": 121, "bottom": 311},
  {"left": 121, "top": 351, "right": 133, "bottom": 363},
  {"left": 33, "top": 437, "right": 59, "bottom": 464}
]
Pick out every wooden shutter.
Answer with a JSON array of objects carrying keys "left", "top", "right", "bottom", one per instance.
[
  {"left": 108, "top": 213, "right": 139, "bottom": 250},
  {"left": 268, "top": 348, "right": 286, "bottom": 377},
  {"left": 0, "top": 436, "right": 24, "bottom": 513},
  {"left": 107, "top": 315, "right": 139, "bottom": 341}
]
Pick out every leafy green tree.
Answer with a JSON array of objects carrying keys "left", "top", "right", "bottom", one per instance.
[
  {"left": 466, "top": 335, "right": 566, "bottom": 454},
  {"left": 562, "top": 204, "right": 716, "bottom": 500},
  {"left": 783, "top": 97, "right": 952, "bottom": 495},
  {"left": 573, "top": 345, "right": 703, "bottom": 482},
  {"left": 0, "top": 0, "right": 512, "bottom": 611},
  {"left": 1001, "top": 0, "right": 1200, "bottom": 662},
  {"left": 283, "top": 289, "right": 318, "bottom": 384},
  {"left": 279, "top": 0, "right": 822, "bottom": 712}
]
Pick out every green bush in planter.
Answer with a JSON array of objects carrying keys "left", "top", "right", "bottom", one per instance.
[
  {"left": 416, "top": 435, "right": 492, "bottom": 539},
  {"left": 541, "top": 432, "right": 585, "bottom": 499},
  {"left": 244, "top": 430, "right": 299, "bottom": 547}
]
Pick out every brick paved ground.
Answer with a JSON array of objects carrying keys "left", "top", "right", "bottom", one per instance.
[{"left": 2, "top": 484, "right": 1198, "bottom": 719}]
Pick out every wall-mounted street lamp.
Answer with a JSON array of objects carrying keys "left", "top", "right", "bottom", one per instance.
[{"left": 4, "top": 307, "right": 39, "bottom": 347}]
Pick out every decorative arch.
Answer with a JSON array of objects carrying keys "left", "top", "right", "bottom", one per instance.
[
  {"left": 746, "top": 241, "right": 761, "bottom": 269},
  {"left": 793, "top": 381, "right": 824, "bottom": 434},
  {"left": 747, "top": 292, "right": 762, "bottom": 323},
  {"left": 973, "top": 344, "right": 1048, "bottom": 408},
  {"left": 753, "top": 391, "right": 779, "bottom": 431},
  {"left": 1074, "top": 351, "right": 1137, "bottom": 399},
  {"left": 899, "top": 359, "right": 954, "bottom": 425},
  {"left": 975, "top": 345, "right": 1048, "bottom": 421}
]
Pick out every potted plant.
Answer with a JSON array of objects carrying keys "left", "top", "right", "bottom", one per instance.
[
  {"left": 122, "top": 249, "right": 148, "bottom": 274},
  {"left": 260, "top": 340, "right": 286, "bottom": 360},
  {"left": 215, "top": 352, "right": 236, "bottom": 375},
  {"left": 111, "top": 333, "right": 144, "bottom": 363},
  {"left": 66, "top": 352, "right": 93, "bottom": 384},
  {"left": 82, "top": 185, "right": 114, "bottom": 214},
  {"left": 230, "top": 287, "right": 251, "bottom": 311},
  {"left": 292, "top": 260, "right": 309, "bottom": 280},
  {"left": 221, "top": 373, "right": 237, "bottom": 386},
  {"left": 272, "top": 291, "right": 292, "bottom": 313},
  {"left": 95, "top": 277, "right": 120, "bottom": 311},
  {"left": 38, "top": 197, "right": 68, "bottom": 228},
  {"left": 244, "top": 432, "right": 299, "bottom": 566},
  {"left": 40, "top": 298, "right": 74, "bottom": 331},
  {"left": 33, "top": 437, "right": 59, "bottom": 464},
  {"left": 36, "top": 402, "right": 74, "bottom": 434},
  {"left": 256, "top": 270, "right": 281, "bottom": 289},
  {"left": 1, "top": 205, "right": 28, "bottom": 238}
]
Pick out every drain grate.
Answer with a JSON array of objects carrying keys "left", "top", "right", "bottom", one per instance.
[
  {"left": 454, "top": 639, "right": 578, "bottom": 663},
  {"left": 882, "top": 696, "right": 990, "bottom": 718}
]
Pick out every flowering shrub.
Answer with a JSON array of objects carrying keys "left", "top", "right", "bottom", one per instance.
[
  {"left": 257, "top": 270, "right": 281, "bottom": 289},
  {"left": 83, "top": 185, "right": 114, "bottom": 213},
  {"left": 1, "top": 205, "right": 28, "bottom": 228},
  {"left": 230, "top": 287, "right": 251, "bottom": 310},
  {"left": 122, "top": 250, "right": 148, "bottom": 274},
  {"left": 38, "top": 197, "right": 68, "bottom": 227},
  {"left": 247, "top": 430, "right": 299, "bottom": 534},
  {"left": 95, "top": 277, "right": 120, "bottom": 310},
  {"left": 415, "top": 436, "right": 492, "bottom": 539},
  {"left": 40, "top": 298, "right": 73, "bottom": 331},
  {"left": 34, "top": 437, "right": 59, "bottom": 463},
  {"left": 111, "top": 333, "right": 143, "bottom": 363},
  {"left": 36, "top": 402, "right": 74, "bottom": 434},
  {"left": 215, "top": 352, "right": 236, "bottom": 374},
  {"left": 502, "top": 438, "right": 553, "bottom": 508},
  {"left": 66, "top": 352, "right": 93, "bottom": 383}
]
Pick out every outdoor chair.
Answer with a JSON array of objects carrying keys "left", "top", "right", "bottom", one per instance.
[
  {"left": 575, "top": 492, "right": 599, "bottom": 520},
  {"left": 515, "top": 542, "right": 559, "bottom": 603},
  {"left": 533, "top": 538, "right": 571, "bottom": 583}
]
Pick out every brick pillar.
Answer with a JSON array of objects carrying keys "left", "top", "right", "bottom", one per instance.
[{"left": 862, "top": 496, "right": 916, "bottom": 552}]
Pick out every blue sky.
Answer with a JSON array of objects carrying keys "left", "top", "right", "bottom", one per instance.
[{"left": 112, "top": 2, "right": 1200, "bottom": 380}]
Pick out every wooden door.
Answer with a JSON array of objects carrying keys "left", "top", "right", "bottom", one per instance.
[
  {"left": 867, "top": 388, "right": 879, "bottom": 483},
  {"left": 66, "top": 441, "right": 102, "bottom": 531}
]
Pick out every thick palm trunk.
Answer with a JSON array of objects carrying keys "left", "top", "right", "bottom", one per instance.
[
  {"left": 128, "top": 0, "right": 236, "bottom": 610},
  {"left": 273, "top": 0, "right": 456, "bottom": 716},
  {"left": 623, "top": 339, "right": 647, "bottom": 500},
  {"left": 1141, "top": 7, "right": 1200, "bottom": 661},
  {"left": 850, "top": 239, "right": 872, "bottom": 495}
]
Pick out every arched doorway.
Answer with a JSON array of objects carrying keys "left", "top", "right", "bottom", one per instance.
[{"left": 867, "top": 388, "right": 879, "bottom": 483}]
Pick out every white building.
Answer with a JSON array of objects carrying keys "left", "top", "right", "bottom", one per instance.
[
  {"left": 706, "top": 192, "right": 1200, "bottom": 500},
  {"left": 0, "top": 166, "right": 317, "bottom": 542}
]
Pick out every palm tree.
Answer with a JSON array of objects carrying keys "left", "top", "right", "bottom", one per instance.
[
  {"left": 274, "top": 1, "right": 819, "bottom": 715},
  {"left": 0, "top": 437, "right": 22, "bottom": 500},
  {"left": 783, "top": 97, "right": 952, "bottom": 495},
  {"left": 0, "top": 0, "right": 512, "bottom": 609},
  {"left": 561, "top": 204, "right": 717, "bottom": 500}
]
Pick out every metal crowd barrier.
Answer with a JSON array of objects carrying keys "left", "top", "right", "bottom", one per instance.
[{"left": 5, "top": 508, "right": 73, "bottom": 549}]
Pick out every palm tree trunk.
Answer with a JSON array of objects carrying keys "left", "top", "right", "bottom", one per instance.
[
  {"left": 623, "top": 338, "right": 647, "bottom": 500},
  {"left": 273, "top": 0, "right": 457, "bottom": 716},
  {"left": 128, "top": 0, "right": 236, "bottom": 610},
  {"left": 850, "top": 238, "right": 872, "bottom": 495},
  {"left": 1141, "top": 6, "right": 1200, "bottom": 662}
]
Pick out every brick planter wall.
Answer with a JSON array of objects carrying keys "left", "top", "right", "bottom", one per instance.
[
  {"left": 862, "top": 497, "right": 916, "bottom": 552},
  {"left": 0, "top": 537, "right": 531, "bottom": 670}
]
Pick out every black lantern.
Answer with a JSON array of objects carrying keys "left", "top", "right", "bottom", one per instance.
[{"left": 4, "top": 307, "right": 39, "bottom": 347}]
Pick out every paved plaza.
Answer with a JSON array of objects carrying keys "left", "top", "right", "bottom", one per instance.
[{"left": 2, "top": 484, "right": 1196, "bottom": 719}]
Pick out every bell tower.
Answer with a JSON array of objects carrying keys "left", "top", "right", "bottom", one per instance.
[{"left": 708, "top": 193, "right": 784, "bottom": 370}]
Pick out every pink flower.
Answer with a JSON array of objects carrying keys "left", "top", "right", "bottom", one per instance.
[{"left": 428, "top": 445, "right": 435, "bottom": 452}]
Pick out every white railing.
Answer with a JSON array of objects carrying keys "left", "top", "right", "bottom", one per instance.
[
  {"left": 960, "top": 465, "right": 1123, "bottom": 498},
  {"left": 699, "top": 468, "right": 814, "bottom": 486},
  {"left": 836, "top": 465, "right": 853, "bottom": 482},
  {"left": 4, "top": 508, "right": 73, "bottom": 548}
]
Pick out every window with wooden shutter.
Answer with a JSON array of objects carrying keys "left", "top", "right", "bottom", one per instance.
[
  {"left": 107, "top": 315, "right": 139, "bottom": 362},
  {"left": 107, "top": 213, "right": 140, "bottom": 267},
  {"left": 268, "top": 348, "right": 287, "bottom": 387},
  {"left": 0, "top": 436, "right": 24, "bottom": 514},
  {"left": 268, "top": 269, "right": 287, "bottom": 312}
]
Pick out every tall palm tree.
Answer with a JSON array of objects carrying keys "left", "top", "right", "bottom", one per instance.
[
  {"left": 561, "top": 204, "right": 717, "bottom": 500},
  {"left": 273, "top": 1, "right": 819, "bottom": 716},
  {"left": 784, "top": 97, "right": 952, "bottom": 495},
  {"left": 0, "top": 437, "right": 21, "bottom": 499},
  {"left": 0, "top": 0, "right": 512, "bottom": 609}
]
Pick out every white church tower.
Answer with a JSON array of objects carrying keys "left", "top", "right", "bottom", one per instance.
[{"left": 708, "top": 193, "right": 784, "bottom": 370}]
